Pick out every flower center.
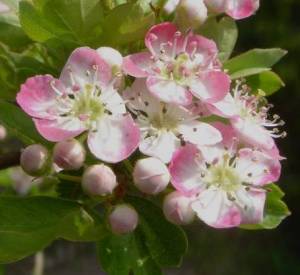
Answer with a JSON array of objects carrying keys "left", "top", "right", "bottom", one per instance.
[{"left": 150, "top": 113, "right": 178, "bottom": 131}]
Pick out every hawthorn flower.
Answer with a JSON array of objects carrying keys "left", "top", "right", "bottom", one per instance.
[
  {"left": 123, "top": 22, "right": 230, "bottom": 106},
  {"left": 204, "top": 0, "right": 260, "bottom": 20},
  {"left": 17, "top": 47, "right": 140, "bottom": 163},
  {"left": 208, "top": 83, "right": 286, "bottom": 157},
  {"left": 170, "top": 144, "right": 281, "bottom": 228},
  {"left": 123, "top": 79, "right": 222, "bottom": 163}
]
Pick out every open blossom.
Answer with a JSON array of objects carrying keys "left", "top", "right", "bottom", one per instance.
[
  {"left": 208, "top": 83, "right": 286, "bottom": 157},
  {"left": 169, "top": 143, "right": 281, "bottom": 228},
  {"left": 17, "top": 47, "right": 140, "bottom": 163},
  {"left": 205, "top": 0, "right": 260, "bottom": 20},
  {"left": 123, "top": 22, "right": 230, "bottom": 106},
  {"left": 123, "top": 79, "right": 222, "bottom": 163}
]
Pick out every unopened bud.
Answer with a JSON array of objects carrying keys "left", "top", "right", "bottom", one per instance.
[
  {"left": 10, "top": 167, "right": 35, "bottom": 196},
  {"left": 82, "top": 164, "right": 118, "bottom": 196},
  {"left": 133, "top": 157, "right": 170, "bottom": 195},
  {"left": 109, "top": 204, "right": 139, "bottom": 235},
  {"left": 20, "top": 144, "right": 49, "bottom": 176},
  {"left": 176, "top": 0, "right": 208, "bottom": 30},
  {"left": 53, "top": 139, "right": 86, "bottom": 170},
  {"left": 0, "top": 125, "right": 7, "bottom": 141},
  {"left": 163, "top": 191, "right": 195, "bottom": 225}
]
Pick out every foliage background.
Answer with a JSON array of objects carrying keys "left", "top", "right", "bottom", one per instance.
[{"left": 2, "top": 0, "right": 300, "bottom": 274}]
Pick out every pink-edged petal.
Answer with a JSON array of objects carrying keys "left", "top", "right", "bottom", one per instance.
[
  {"left": 60, "top": 47, "right": 113, "bottom": 89},
  {"left": 87, "top": 115, "right": 140, "bottom": 163},
  {"left": 212, "top": 122, "right": 238, "bottom": 150},
  {"left": 199, "top": 144, "right": 224, "bottom": 163},
  {"left": 235, "top": 188, "right": 266, "bottom": 224},
  {"left": 96, "top": 47, "right": 123, "bottom": 69},
  {"left": 147, "top": 77, "right": 192, "bottom": 106},
  {"left": 226, "top": 0, "right": 259, "bottom": 20},
  {"left": 34, "top": 118, "right": 84, "bottom": 142},
  {"left": 192, "top": 189, "right": 242, "bottom": 228},
  {"left": 140, "top": 131, "right": 179, "bottom": 163},
  {"left": 190, "top": 71, "right": 230, "bottom": 103},
  {"left": 17, "top": 75, "right": 64, "bottom": 119},
  {"left": 123, "top": 79, "right": 161, "bottom": 116},
  {"left": 123, "top": 52, "right": 153, "bottom": 78},
  {"left": 169, "top": 144, "right": 205, "bottom": 195},
  {"left": 177, "top": 121, "right": 222, "bottom": 146},
  {"left": 145, "top": 22, "right": 183, "bottom": 57},
  {"left": 236, "top": 148, "right": 281, "bottom": 186},
  {"left": 208, "top": 93, "right": 239, "bottom": 118},
  {"left": 186, "top": 34, "right": 218, "bottom": 66},
  {"left": 231, "top": 117, "right": 275, "bottom": 151}
]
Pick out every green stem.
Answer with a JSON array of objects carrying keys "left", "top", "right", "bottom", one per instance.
[
  {"left": 123, "top": 159, "right": 133, "bottom": 174},
  {"left": 57, "top": 173, "right": 82, "bottom": 183}
]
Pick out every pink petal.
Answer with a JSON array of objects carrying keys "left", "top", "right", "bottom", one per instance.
[
  {"left": 145, "top": 22, "right": 184, "bottom": 57},
  {"left": 212, "top": 122, "right": 238, "bottom": 150},
  {"left": 236, "top": 189, "right": 266, "bottom": 224},
  {"left": 231, "top": 117, "right": 275, "bottom": 151},
  {"left": 236, "top": 148, "right": 281, "bottom": 186},
  {"left": 226, "top": 0, "right": 260, "bottom": 20},
  {"left": 190, "top": 71, "right": 230, "bottom": 103},
  {"left": 147, "top": 77, "right": 192, "bottom": 106},
  {"left": 87, "top": 115, "right": 140, "bottom": 163},
  {"left": 17, "top": 75, "right": 64, "bottom": 119},
  {"left": 123, "top": 52, "right": 153, "bottom": 78},
  {"left": 208, "top": 93, "right": 239, "bottom": 118},
  {"left": 177, "top": 121, "right": 222, "bottom": 146},
  {"left": 60, "top": 47, "right": 113, "bottom": 89},
  {"left": 34, "top": 118, "right": 84, "bottom": 142},
  {"left": 185, "top": 34, "right": 218, "bottom": 66},
  {"left": 192, "top": 189, "right": 242, "bottom": 228},
  {"left": 169, "top": 144, "right": 205, "bottom": 196}
]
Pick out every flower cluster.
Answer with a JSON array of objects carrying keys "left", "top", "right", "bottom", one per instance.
[{"left": 17, "top": 16, "right": 285, "bottom": 232}]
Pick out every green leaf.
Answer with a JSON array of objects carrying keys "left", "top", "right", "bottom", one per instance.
[
  {"left": 126, "top": 196, "right": 188, "bottom": 267},
  {"left": 19, "top": 0, "right": 105, "bottom": 47},
  {"left": 97, "top": 230, "right": 162, "bottom": 275},
  {"left": 100, "top": 3, "right": 155, "bottom": 47},
  {"left": 0, "top": 100, "right": 50, "bottom": 146},
  {"left": 0, "top": 169, "right": 12, "bottom": 187},
  {"left": 224, "top": 48, "right": 287, "bottom": 79},
  {"left": 0, "top": 196, "right": 107, "bottom": 264},
  {"left": 199, "top": 16, "right": 238, "bottom": 62},
  {"left": 241, "top": 184, "right": 291, "bottom": 230},
  {"left": 246, "top": 71, "right": 285, "bottom": 96}
]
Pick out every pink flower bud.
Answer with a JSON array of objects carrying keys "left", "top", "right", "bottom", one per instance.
[
  {"left": 133, "top": 157, "right": 170, "bottom": 195},
  {"left": 176, "top": 0, "right": 208, "bottom": 30},
  {"left": 20, "top": 144, "right": 49, "bottom": 176},
  {"left": 82, "top": 164, "right": 118, "bottom": 196},
  {"left": 163, "top": 191, "right": 195, "bottom": 225},
  {"left": 0, "top": 125, "right": 7, "bottom": 141},
  {"left": 53, "top": 139, "right": 86, "bottom": 170},
  {"left": 109, "top": 204, "right": 139, "bottom": 235}
]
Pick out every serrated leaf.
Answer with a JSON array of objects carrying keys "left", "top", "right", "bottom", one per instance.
[
  {"left": 246, "top": 71, "right": 284, "bottom": 96},
  {"left": 126, "top": 196, "right": 188, "bottom": 267},
  {"left": 199, "top": 16, "right": 238, "bottom": 62},
  {"left": 97, "top": 230, "right": 162, "bottom": 275},
  {"left": 224, "top": 48, "right": 287, "bottom": 79},
  {"left": 0, "top": 196, "right": 107, "bottom": 264},
  {"left": 240, "top": 184, "right": 290, "bottom": 230},
  {"left": 100, "top": 3, "right": 155, "bottom": 47},
  {"left": 19, "top": 0, "right": 105, "bottom": 47}
]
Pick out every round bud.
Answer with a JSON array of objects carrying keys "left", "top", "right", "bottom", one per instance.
[
  {"left": 82, "top": 164, "right": 118, "bottom": 196},
  {"left": 176, "top": 0, "right": 208, "bottom": 30},
  {"left": 109, "top": 204, "right": 139, "bottom": 235},
  {"left": 0, "top": 125, "right": 7, "bottom": 141},
  {"left": 53, "top": 139, "right": 86, "bottom": 170},
  {"left": 20, "top": 144, "right": 49, "bottom": 176},
  {"left": 163, "top": 191, "right": 195, "bottom": 225},
  {"left": 133, "top": 157, "right": 170, "bottom": 195}
]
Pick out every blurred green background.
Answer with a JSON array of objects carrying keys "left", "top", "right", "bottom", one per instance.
[{"left": 4, "top": 0, "right": 300, "bottom": 274}]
